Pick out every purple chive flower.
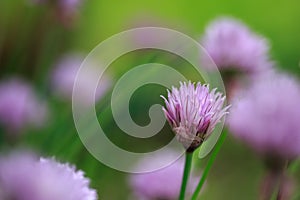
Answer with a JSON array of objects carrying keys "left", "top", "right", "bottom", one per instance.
[
  {"left": 202, "top": 17, "right": 272, "bottom": 74},
  {"left": 129, "top": 151, "right": 199, "bottom": 200},
  {"left": 228, "top": 73, "right": 300, "bottom": 160},
  {"left": 161, "top": 82, "right": 229, "bottom": 152},
  {"left": 0, "top": 152, "right": 97, "bottom": 200},
  {"left": 0, "top": 78, "right": 48, "bottom": 134},
  {"left": 51, "top": 54, "right": 111, "bottom": 104}
]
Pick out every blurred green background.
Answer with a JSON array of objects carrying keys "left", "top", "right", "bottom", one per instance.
[{"left": 0, "top": 0, "right": 300, "bottom": 199}]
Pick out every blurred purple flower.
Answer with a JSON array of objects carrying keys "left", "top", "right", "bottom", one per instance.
[
  {"left": 0, "top": 78, "right": 48, "bottom": 134},
  {"left": 202, "top": 17, "right": 272, "bottom": 74},
  {"left": 29, "top": 0, "right": 83, "bottom": 26},
  {"left": 0, "top": 151, "right": 97, "bottom": 200},
  {"left": 129, "top": 151, "right": 199, "bottom": 200},
  {"left": 228, "top": 73, "right": 300, "bottom": 160},
  {"left": 51, "top": 54, "right": 111, "bottom": 104},
  {"left": 128, "top": 16, "right": 170, "bottom": 47},
  {"left": 161, "top": 81, "right": 229, "bottom": 152},
  {"left": 58, "top": 0, "right": 82, "bottom": 11},
  {"left": 30, "top": 0, "right": 82, "bottom": 10}
]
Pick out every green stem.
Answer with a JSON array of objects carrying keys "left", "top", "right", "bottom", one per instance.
[
  {"left": 288, "top": 160, "right": 300, "bottom": 174},
  {"left": 179, "top": 152, "right": 194, "bottom": 200},
  {"left": 191, "top": 132, "right": 227, "bottom": 200},
  {"left": 288, "top": 161, "right": 300, "bottom": 200}
]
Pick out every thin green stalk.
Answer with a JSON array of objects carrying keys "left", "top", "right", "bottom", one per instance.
[
  {"left": 191, "top": 132, "right": 227, "bottom": 200},
  {"left": 179, "top": 152, "right": 194, "bottom": 200},
  {"left": 288, "top": 161, "right": 300, "bottom": 200},
  {"left": 288, "top": 160, "right": 300, "bottom": 174}
]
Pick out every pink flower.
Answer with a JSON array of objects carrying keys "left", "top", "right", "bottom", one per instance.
[
  {"left": 29, "top": 0, "right": 83, "bottom": 27},
  {"left": 228, "top": 73, "right": 300, "bottom": 160},
  {"left": 202, "top": 17, "right": 272, "bottom": 75},
  {"left": 129, "top": 151, "right": 199, "bottom": 200},
  {"left": 51, "top": 54, "right": 111, "bottom": 104},
  {"left": 0, "top": 151, "right": 97, "bottom": 200},
  {"left": 161, "top": 81, "right": 229, "bottom": 152},
  {"left": 0, "top": 78, "right": 48, "bottom": 134}
]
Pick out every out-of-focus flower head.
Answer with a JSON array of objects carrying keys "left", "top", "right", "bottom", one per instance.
[
  {"left": 58, "top": 0, "right": 82, "bottom": 11},
  {"left": 128, "top": 15, "right": 171, "bottom": 48},
  {"left": 201, "top": 17, "right": 273, "bottom": 98},
  {"left": 0, "top": 151, "right": 97, "bottom": 200},
  {"left": 161, "top": 81, "right": 229, "bottom": 152},
  {"left": 56, "top": 0, "right": 82, "bottom": 25},
  {"left": 29, "top": 0, "right": 83, "bottom": 26},
  {"left": 129, "top": 151, "right": 199, "bottom": 200},
  {"left": 202, "top": 17, "right": 272, "bottom": 74},
  {"left": 228, "top": 72, "right": 300, "bottom": 161},
  {"left": 51, "top": 54, "right": 111, "bottom": 105},
  {"left": 0, "top": 78, "right": 48, "bottom": 134}
]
